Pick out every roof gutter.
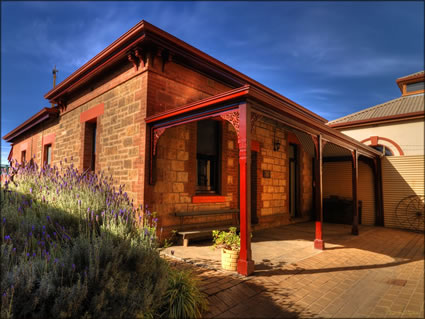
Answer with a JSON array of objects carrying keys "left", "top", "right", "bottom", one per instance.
[{"left": 328, "top": 111, "right": 425, "bottom": 129}]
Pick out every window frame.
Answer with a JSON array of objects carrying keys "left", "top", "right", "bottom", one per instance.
[
  {"left": 372, "top": 144, "right": 393, "bottom": 156},
  {"left": 44, "top": 144, "right": 52, "bottom": 166}
]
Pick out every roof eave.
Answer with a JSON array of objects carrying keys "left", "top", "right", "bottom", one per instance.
[
  {"left": 146, "top": 87, "right": 380, "bottom": 158},
  {"left": 2, "top": 107, "right": 59, "bottom": 143},
  {"left": 44, "top": 20, "right": 327, "bottom": 124}
]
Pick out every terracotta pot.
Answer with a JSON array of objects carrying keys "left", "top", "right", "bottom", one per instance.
[{"left": 221, "top": 248, "right": 239, "bottom": 271}]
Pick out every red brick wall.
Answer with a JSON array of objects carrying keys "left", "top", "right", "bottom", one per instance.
[
  {"left": 9, "top": 117, "right": 59, "bottom": 166},
  {"left": 146, "top": 59, "right": 233, "bottom": 116},
  {"left": 251, "top": 116, "right": 314, "bottom": 230},
  {"left": 146, "top": 120, "right": 239, "bottom": 235}
]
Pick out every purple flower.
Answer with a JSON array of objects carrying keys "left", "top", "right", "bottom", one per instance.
[
  {"left": 29, "top": 188, "right": 33, "bottom": 194},
  {"left": 72, "top": 263, "right": 75, "bottom": 270},
  {"left": 4, "top": 235, "right": 10, "bottom": 241},
  {"left": 26, "top": 253, "right": 30, "bottom": 257}
]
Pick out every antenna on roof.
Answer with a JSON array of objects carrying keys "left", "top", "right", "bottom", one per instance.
[{"left": 52, "top": 65, "right": 58, "bottom": 108}]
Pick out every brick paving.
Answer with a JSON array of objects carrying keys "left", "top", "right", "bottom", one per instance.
[{"left": 165, "top": 225, "right": 424, "bottom": 318}]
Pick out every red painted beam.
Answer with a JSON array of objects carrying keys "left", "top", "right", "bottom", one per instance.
[{"left": 145, "top": 86, "right": 249, "bottom": 124}]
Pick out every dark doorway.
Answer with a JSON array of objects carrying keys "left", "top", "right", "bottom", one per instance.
[
  {"left": 289, "top": 143, "right": 300, "bottom": 217},
  {"left": 251, "top": 151, "right": 259, "bottom": 224}
]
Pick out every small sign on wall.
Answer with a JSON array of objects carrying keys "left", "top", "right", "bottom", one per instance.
[{"left": 262, "top": 170, "right": 271, "bottom": 178}]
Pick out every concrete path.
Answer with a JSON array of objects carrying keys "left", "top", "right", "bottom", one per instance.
[{"left": 164, "top": 225, "right": 424, "bottom": 318}]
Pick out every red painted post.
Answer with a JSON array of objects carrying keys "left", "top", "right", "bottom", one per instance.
[
  {"left": 352, "top": 150, "right": 359, "bottom": 235},
  {"left": 237, "top": 103, "right": 255, "bottom": 276},
  {"left": 313, "top": 134, "right": 324, "bottom": 250}
]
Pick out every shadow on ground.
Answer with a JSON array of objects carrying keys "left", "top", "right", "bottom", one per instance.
[{"left": 166, "top": 256, "right": 312, "bottom": 318}]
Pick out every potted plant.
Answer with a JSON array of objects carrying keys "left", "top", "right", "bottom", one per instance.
[{"left": 212, "top": 227, "right": 240, "bottom": 271}]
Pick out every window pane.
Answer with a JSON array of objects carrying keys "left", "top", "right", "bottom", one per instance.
[
  {"left": 384, "top": 147, "right": 393, "bottom": 156},
  {"left": 197, "top": 120, "right": 219, "bottom": 192},
  {"left": 372, "top": 145, "right": 384, "bottom": 153},
  {"left": 406, "top": 81, "right": 424, "bottom": 93},
  {"left": 197, "top": 120, "right": 218, "bottom": 156},
  {"left": 46, "top": 145, "right": 52, "bottom": 165}
]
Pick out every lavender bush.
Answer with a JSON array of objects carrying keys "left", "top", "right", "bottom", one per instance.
[{"left": 1, "top": 159, "right": 169, "bottom": 318}]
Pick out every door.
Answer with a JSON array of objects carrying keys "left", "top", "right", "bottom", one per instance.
[
  {"left": 251, "top": 151, "right": 258, "bottom": 224},
  {"left": 289, "top": 143, "right": 300, "bottom": 217}
]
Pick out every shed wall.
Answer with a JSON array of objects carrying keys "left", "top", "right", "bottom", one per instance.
[{"left": 382, "top": 155, "right": 424, "bottom": 231}]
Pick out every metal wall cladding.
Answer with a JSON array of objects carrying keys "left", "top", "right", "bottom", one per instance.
[
  {"left": 323, "top": 161, "right": 376, "bottom": 226},
  {"left": 382, "top": 155, "right": 425, "bottom": 231}
]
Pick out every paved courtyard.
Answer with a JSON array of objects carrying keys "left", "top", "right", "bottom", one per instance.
[{"left": 163, "top": 223, "right": 424, "bottom": 318}]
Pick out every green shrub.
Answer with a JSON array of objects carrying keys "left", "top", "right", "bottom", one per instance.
[
  {"left": 212, "top": 227, "right": 240, "bottom": 251},
  {"left": 160, "top": 268, "right": 207, "bottom": 319}
]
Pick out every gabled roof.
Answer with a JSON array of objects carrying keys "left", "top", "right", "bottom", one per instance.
[
  {"left": 328, "top": 93, "right": 424, "bottom": 128},
  {"left": 3, "top": 107, "right": 59, "bottom": 142}
]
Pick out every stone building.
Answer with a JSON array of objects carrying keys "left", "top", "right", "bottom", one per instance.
[{"left": 3, "top": 21, "right": 381, "bottom": 275}]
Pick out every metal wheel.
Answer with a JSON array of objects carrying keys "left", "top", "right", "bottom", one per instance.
[{"left": 395, "top": 195, "right": 425, "bottom": 232}]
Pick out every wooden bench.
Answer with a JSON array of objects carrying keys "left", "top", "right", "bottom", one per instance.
[{"left": 175, "top": 209, "right": 239, "bottom": 247}]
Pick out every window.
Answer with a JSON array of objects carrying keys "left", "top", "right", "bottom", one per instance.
[
  {"left": 21, "top": 150, "right": 26, "bottom": 163},
  {"left": 196, "top": 119, "right": 220, "bottom": 193},
  {"left": 83, "top": 121, "right": 97, "bottom": 171},
  {"left": 372, "top": 144, "right": 393, "bottom": 156},
  {"left": 406, "top": 81, "right": 424, "bottom": 93},
  {"left": 44, "top": 144, "right": 52, "bottom": 165}
]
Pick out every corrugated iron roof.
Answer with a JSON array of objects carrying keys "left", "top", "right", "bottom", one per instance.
[{"left": 328, "top": 93, "right": 424, "bottom": 125}]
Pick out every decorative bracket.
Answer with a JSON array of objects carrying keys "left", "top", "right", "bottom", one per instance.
[
  {"left": 128, "top": 52, "right": 138, "bottom": 71},
  {"left": 57, "top": 99, "right": 67, "bottom": 112},
  {"left": 251, "top": 112, "right": 262, "bottom": 132},
  {"left": 153, "top": 127, "right": 166, "bottom": 156},
  {"left": 220, "top": 111, "right": 240, "bottom": 142},
  {"left": 134, "top": 48, "right": 145, "bottom": 69}
]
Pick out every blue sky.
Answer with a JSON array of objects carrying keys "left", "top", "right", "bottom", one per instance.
[{"left": 1, "top": 1, "right": 424, "bottom": 164}]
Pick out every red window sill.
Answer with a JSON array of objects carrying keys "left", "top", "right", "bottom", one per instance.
[{"left": 192, "top": 195, "right": 226, "bottom": 204}]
